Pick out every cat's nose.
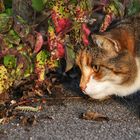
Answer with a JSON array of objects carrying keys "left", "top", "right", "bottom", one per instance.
[{"left": 80, "top": 85, "right": 87, "bottom": 92}]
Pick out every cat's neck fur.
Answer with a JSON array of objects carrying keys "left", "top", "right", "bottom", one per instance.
[
  {"left": 100, "top": 17, "right": 140, "bottom": 96},
  {"left": 103, "top": 23, "right": 140, "bottom": 96},
  {"left": 114, "top": 58, "right": 140, "bottom": 96}
]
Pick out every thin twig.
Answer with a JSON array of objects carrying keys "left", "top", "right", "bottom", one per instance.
[{"left": 46, "top": 96, "right": 84, "bottom": 100}]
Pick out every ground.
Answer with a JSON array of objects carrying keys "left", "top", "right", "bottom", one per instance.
[{"left": 0, "top": 78, "right": 140, "bottom": 140}]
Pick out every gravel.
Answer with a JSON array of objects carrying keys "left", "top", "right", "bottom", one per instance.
[{"left": 1, "top": 82, "right": 140, "bottom": 140}]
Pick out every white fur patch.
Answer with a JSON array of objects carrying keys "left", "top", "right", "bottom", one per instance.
[{"left": 84, "top": 58, "right": 140, "bottom": 99}]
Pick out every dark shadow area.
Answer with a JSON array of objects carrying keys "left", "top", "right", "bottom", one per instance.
[
  {"left": 61, "top": 66, "right": 140, "bottom": 118},
  {"left": 112, "top": 93, "right": 140, "bottom": 118}
]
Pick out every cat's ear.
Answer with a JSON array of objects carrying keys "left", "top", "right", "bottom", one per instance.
[{"left": 92, "top": 35, "right": 121, "bottom": 53}]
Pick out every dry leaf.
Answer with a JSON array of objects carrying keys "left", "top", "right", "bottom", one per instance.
[
  {"left": 81, "top": 111, "right": 109, "bottom": 121},
  {"left": 20, "top": 115, "right": 37, "bottom": 126}
]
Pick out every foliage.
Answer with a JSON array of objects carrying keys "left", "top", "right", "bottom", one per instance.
[
  {"left": 127, "top": 0, "right": 140, "bottom": 16},
  {"left": 0, "top": 0, "right": 140, "bottom": 95},
  {"left": 0, "top": 65, "right": 13, "bottom": 94},
  {"left": 0, "top": 13, "right": 13, "bottom": 33},
  {"left": 31, "top": 0, "right": 45, "bottom": 11}
]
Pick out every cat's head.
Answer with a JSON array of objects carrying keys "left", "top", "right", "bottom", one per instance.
[{"left": 76, "top": 29, "right": 138, "bottom": 99}]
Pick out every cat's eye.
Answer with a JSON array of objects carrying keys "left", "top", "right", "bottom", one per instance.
[{"left": 92, "top": 65, "right": 100, "bottom": 73}]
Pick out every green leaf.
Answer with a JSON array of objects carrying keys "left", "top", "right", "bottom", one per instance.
[
  {"left": 35, "top": 50, "right": 49, "bottom": 81},
  {"left": 42, "top": 0, "right": 48, "bottom": 4},
  {"left": 16, "top": 15, "right": 27, "bottom": 24},
  {"left": 5, "top": 8, "right": 13, "bottom": 16},
  {"left": 2, "top": 37, "right": 13, "bottom": 49},
  {"left": 0, "top": 13, "right": 13, "bottom": 33},
  {"left": 127, "top": 0, "right": 140, "bottom": 16},
  {"left": 32, "top": 0, "right": 44, "bottom": 11},
  {"left": 65, "top": 46, "right": 75, "bottom": 72},
  {"left": 3, "top": 55, "right": 17, "bottom": 69},
  {"left": 65, "top": 45, "right": 75, "bottom": 72},
  {"left": 5, "top": 29, "right": 20, "bottom": 45},
  {"left": 64, "top": 35, "right": 75, "bottom": 72},
  {"left": 112, "top": 1, "right": 125, "bottom": 17},
  {"left": 36, "top": 50, "right": 49, "bottom": 64},
  {"left": 22, "top": 54, "right": 33, "bottom": 78},
  {"left": 70, "top": 0, "right": 77, "bottom": 4}
]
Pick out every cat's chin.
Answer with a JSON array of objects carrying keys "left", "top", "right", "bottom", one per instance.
[
  {"left": 83, "top": 89, "right": 112, "bottom": 99},
  {"left": 85, "top": 92, "right": 109, "bottom": 100},
  {"left": 83, "top": 87, "right": 112, "bottom": 100},
  {"left": 83, "top": 77, "right": 115, "bottom": 99}
]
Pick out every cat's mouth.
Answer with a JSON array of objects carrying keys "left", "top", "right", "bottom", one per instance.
[
  {"left": 81, "top": 87, "right": 96, "bottom": 97},
  {"left": 81, "top": 89, "right": 101, "bottom": 99},
  {"left": 81, "top": 89, "right": 88, "bottom": 95}
]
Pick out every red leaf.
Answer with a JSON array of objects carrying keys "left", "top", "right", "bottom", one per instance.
[
  {"left": 55, "top": 26, "right": 62, "bottom": 34},
  {"left": 56, "top": 42, "right": 65, "bottom": 58},
  {"left": 56, "top": 18, "right": 72, "bottom": 33},
  {"left": 51, "top": 10, "right": 72, "bottom": 33},
  {"left": 51, "top": 10, "right": 58, "bottom": 26},
  {"left": 82, "top": 34, "right": 89, "bottom": 46},
  {"left": 82, "top": 23, "right": 91, "bottom": 36},
  {"left": 100, "top": 14, "right": 113, "bottom": 32},
  {"left": 34, "top": 32, "right": 43, "bottom": 53}
]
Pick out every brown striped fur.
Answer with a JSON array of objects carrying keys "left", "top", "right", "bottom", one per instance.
[{"left": 76, "top": 13, "right": 140, "bottom": 99}]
